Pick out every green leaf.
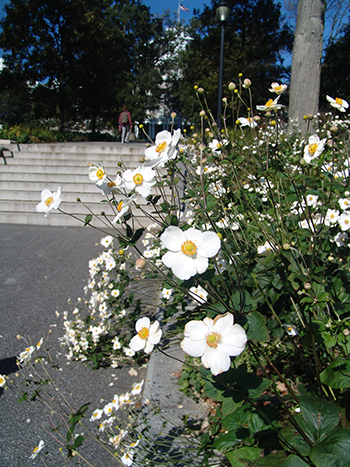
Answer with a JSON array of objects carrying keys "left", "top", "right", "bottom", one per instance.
[
  {"left": 131, "top": 227, "right": 144, "bottom": 245},
  {"left": 254, "top": 451, "right": 287, "bottom": 466},
  {"left": 310, "top": 429, "right": 350, "bottom": 467},
  {"left": 283, "top": 455, "right": 309, "bottom": 467},
  {"left": 225, "top": 446, "right": 260, "bottom": 466},
  {"left": 298, "top": 395, "right": 341, "bottom": 444},
  {"left": 246, "top": 312, "right": 269, "bottom": 342},
  {"left": 205, "top": 194, "right": 217, "bottom": 211},
  {"left": 280, "top": 422, "right": 311, "bottom": 457},
  {"left": 84, "top": 214, "right": 92, "bottom": 226},
  {"left": 320, "top": 357, "right": 350, "bottom": 389}
]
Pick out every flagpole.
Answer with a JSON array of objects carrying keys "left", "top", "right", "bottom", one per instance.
[{"left": 177, "top": 0, "right": 180, "bottom": 23}]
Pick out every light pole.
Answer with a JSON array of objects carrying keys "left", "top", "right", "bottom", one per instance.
[{"left": 216, "top": 0, "right": 230, "bottom": 131}]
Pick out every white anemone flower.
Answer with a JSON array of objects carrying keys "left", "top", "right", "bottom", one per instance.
[
  {"left": 256, "top": 96, "right": 283, "bottom": 112},
  {"left": 122, "top": 166, "right": 156, "bottom": 198},
  {"left": 303, "top": 135, "right": 327, "bottom": 163},
  {"left": 338, "top": 212, "right": 350, "bottom": 231},
  {"left": 88, "top": 162, "right": 107, "bottom": 186},
  {"left": 160, "top": 226, "right": 221, "bottom": 281},
  {"left": 112, "top": 195, "right": 136, "bottom": 223},
  {"left": 100, "top": 235, "right": 113, "bottom": 248},
  {"left": 29, "top": 440, "right": 45, "bottom": 459},
  {"left": 257, "top": 241, "right": 275, "bottom": 254},
  {"left": 144, "top": 129, "right": 181, "bottom": 168},
  {"left": 36, "top": 187, "right": 62, "bottom": 217},
  {"left": 237, "top": 117, "right": 258, "bottom": 128},
  {"left": 269, "top": 82, "right": 287, "bottom": 94},
  {"left": 189, "top": 285, "right": 208, "bottom": 304},
  {"left": 0, "top": 374, "right": 6, "bottom": 388},
  {"left": 181, "top": 313, "right": 247, "bottom": 376},
  {"left": 129, "top": 317, "right": 162, "bottom": 354},
  {"left": 334, "top": 232, "right": 348, "bottom": 247},
  {"left": 98, "top": 174, "right": 124, "bottom": 195},
  {"left": 326, "top": 95, "right": 349, "bottom": 112},
  {"left": 283, "top": 324, "right": 298, "bottom": 336},
  {"left": 208, "top": 139, "right": 228, "bottom": 154},
  {"left": 325, "top": 209, "right": 339, "bottom": 226},
  {"left": 121, "top": 452, "right": 134, "bottom": 466}
]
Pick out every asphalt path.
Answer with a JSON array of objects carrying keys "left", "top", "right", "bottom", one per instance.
[{"left": 0, "top": 224, "right": 147, "bottom": 466}]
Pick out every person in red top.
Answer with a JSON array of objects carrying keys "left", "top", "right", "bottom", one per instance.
[{"left": 118, "top": 105, "right": 132, "bottom": 143}]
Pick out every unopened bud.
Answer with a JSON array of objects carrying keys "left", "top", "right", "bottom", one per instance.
[
  {"left": 254, "top": 115, "right": 261, "bottom": 122},
  {"left": 198, "top": 87, "right": 204, "bottom": 93},
  {"left": 304, "top": 282, "right": 311, "bottom": 290},
  {"left": 199, "top": 110, "right": 206, "bottom": 117},
  {"left": 243, "top": 78, "right": 252, "bottom": 88},
  {"left": 135, "top": 258, "right": 146, "bottom": 270},
  {"left": 330, "top": 125, "right": 337, "bottom": 134},
  {"left": 171, "top": 112, "right": 176, "bottom": 118},
  {"left": 228, "top": 82, "right": 236, "bottom": 91},
  {"left": 238, "top": 73, "right": 243, "bottom": 77}
]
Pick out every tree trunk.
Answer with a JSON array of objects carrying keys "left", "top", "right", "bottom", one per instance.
[{"left": 288, "top": 0, "right": 326, "bottom": 132}]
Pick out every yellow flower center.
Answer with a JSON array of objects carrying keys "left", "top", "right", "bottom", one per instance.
[
  {"left": 308, "top": 143, "right": 318, "bottom": 154},
  {"left": 133, "top": 173, "right": 143, "bottom": 185},
  {"left": 138, "top": 327, "right": 150, "bottom": 340},
  {"left": 247, "top": 117, "right": 253, "bottom": 122},
  {"left": 156, "top": 141, "right": 167, "bottom": 153},
  {"left": 265, "top": 99, "right": 274, "bottom": 107},
  {"left": 108, "top": 181, "right": 116, "bottom": 187},
  {"left": 335, "top": 97, "right": 343, "bottom": 105},
  {"left": 117, "top": 200, "right": 124, "bottom": 211},
  {"left": 274, "top": 85, "right": 282, "bottom": 92},
  {"left": 45, "top": 197, "right": 53, "bottom": 206},
  {"left": 206, "top": 332, "right": 221, "bottom": 348},
  {"left": 345, "top": 219, "right": 349, "bottom": 225},
  {"left": 33, "top": 446, "right": 39, "bottom": 453},
  {"left": 181, "top": 240, "right": 197, "bottom": 256},
  {"left": 96, "top": 169, "right": 104, "bottom": 179}
]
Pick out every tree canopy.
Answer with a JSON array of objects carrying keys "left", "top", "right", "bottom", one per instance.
[
  {"left": 175, "top": 0, "right": 293, "bottom": 122},
  {"left": 0, "top": 0, "right": 163, "bottom": 131}
]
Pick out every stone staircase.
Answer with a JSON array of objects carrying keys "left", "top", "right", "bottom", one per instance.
[{"left": 0, "top": 141, "right": 151, "bottom": 227}]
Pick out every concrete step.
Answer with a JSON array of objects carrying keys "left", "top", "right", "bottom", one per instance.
[
  {"left": 0, "top": 142, "right": 159, "bottom": 226},
  {"left": 15, "top": 142, "right": 146, "bottom": 154}
]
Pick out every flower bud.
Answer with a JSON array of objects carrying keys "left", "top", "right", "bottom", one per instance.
[
  {"left": 222, "top": 97, "right": 227, "bottom": 104},
  {"left": 119, "top": 249, "right": 125, "bottom": 256},
  {"left": 270, "top": 120, "right": 276, "bottom": 126},
  {"left": 304, "top": 282, "right": 311, "bottom": 290},
  {"left": 198, "top": 87, "right": 204, "bottom": 93},
  {"left": 228, "top": 82, "right": 236, "bottom": 91},
  {"left": 254, "top": 115, "right": 261, "bottom": 122},
  {"left": 135, "top": 258, "right": 146, "bottom": 269},
  {"left": 139, "top": 124, "right": 143, "bottom": 128},
  {"left": 194, "top": 85, "right": 198, "bottom": 90},
  {"left": 171, "top": 112, "right": 176, "bottom": 118},
  {"left": 243, "top": 78, "right": 252, "bottom": 88},
  {"left": 329, "top": 125, "right": 337, "bottom": 134},
  {"left": 238, "top": 73, "right": 243, "bottom": 77},
  {"left": 199, "top": 110, "right": 206, "bottom": 117},
  {"left": 266, "top": 112, "right": 272, "bottom": 118}
]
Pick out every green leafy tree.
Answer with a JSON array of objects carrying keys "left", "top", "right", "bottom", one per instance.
[
  {"left": 176, "top": 0, "right": 293, "bottom": 122},
  {"left": 320, "top": 20, "right": 350, "bottom": 107},
  {"left": 0, "top": 0, "right": 164, "bottom": 132}
]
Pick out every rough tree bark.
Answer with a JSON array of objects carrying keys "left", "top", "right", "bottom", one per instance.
[{"left": 288, "top": 0, "right": 326, "bottom": 131}]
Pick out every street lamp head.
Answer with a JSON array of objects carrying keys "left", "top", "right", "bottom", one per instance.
[{"left": 216, "top": 0, "right": 230, "bottom": 23}]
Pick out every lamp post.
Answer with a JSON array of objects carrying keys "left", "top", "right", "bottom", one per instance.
[{"left": 216, "top": 0, "right": 230, "bottom": 131}]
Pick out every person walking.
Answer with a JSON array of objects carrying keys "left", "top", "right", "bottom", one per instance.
[{"left": 118, "top": 105, "right": 132, "bottom": 143}]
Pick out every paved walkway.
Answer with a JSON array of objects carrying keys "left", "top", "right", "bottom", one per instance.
[
  {"left": 0, "top": 223, "right": 208, "bottom": 466},
  {"left": 0, "top": 224, "right": 148, "bottom": 466}
]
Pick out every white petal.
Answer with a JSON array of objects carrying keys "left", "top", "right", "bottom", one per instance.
[
  {"left": 161, "top": 226, "right": 186, "bottom": 251},
  {"left": 162, "top": 251, "right": 181, "bottom": 268},
  {"left": 171, "top": 254, "right": 197, "bottom": 280},
  {"left": 143, "top": 341, "right": 154, "bottom": 354},
  {"left": 135, "top": 317, "right": 150, "bottom": 332},
  {"left": 193, "top": 255, "right": 209, "bottom": 274},
  {"left": 202, "top": 346, "right": 231, "bottom": 375},
  {"left": 181, "top": 337, "right": 207, "bottom": 357},
  {"left": 214, "top": 313, "right": 234, "bottom": 334},
  {"left": 197, "top": 231, "right": 221, "bottom": 258},
  {"left": 183, "top": 320, "right": 208, "bottom": 340},
  {"left": 129, "top": 335, "right": 145, "bottom": 352}
]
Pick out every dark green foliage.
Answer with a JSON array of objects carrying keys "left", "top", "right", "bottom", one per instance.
[
  {"left": 320, "top": 21, "right": 350, "bottom": 108},
  {"left": 176, "top": 0, "right": 293, "bottom": 121},
  {"left": 0, "top": 0, "right": 163, "bottom": 130}
]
